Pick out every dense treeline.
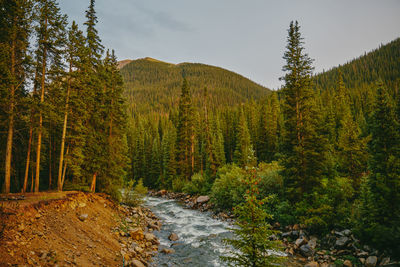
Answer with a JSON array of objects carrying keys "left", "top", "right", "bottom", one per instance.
[
  {"left": 0, "top": 0, "right": 128, "bottom": 195},
  {"left": 127, "top": 23, "right": 400, "bottom": 256},
  {"left": 120, "top": 57, "right": 270, "bottom": 115}
]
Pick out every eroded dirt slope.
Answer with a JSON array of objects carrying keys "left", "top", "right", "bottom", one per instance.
[{"left": 0, "top": 192, "right": 160, "bottom": 267}]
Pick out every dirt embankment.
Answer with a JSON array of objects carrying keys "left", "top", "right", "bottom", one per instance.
[{"left": 0, "top": 191, "right": 160, "bottom": 267}]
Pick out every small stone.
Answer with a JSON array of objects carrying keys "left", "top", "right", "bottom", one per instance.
[
  {"left": 144, "top": 232, "right": 156, "bottom": 242},
  {"left": 17, "top": 224, "right": 25, "bottom": 232},
  {"left": 196, "top": 196, "right": 210, "bottom": 204},
  {"left": 295, "top": 237, "right": 306, "bottom": 247},
  {"left": 299, "top": 244, "right": 313, "bottom": 257},
  {"left": 130, "top": 228, "right": 144, "bottom": 240},
  {"left": 161, "top": 248, "right": 175, "bottom": 254},
  {"left": 78, "top": 214, "right": 88, "bottom": 221},
  {"left": 380, "top": 257, "right": 390, "bottom": 265},
  {"left": 35, "top": 213, "right": 41, "bottom": 219},
  {"left": 125, "top": 217, "right": 133, "bottom": 223},
  {"left": 359, "top": 258, "right": 366, "bottom": 265},
  {"left": 343, "top": 260, "right": 352, "bottom": 267},
  {"left": 168, "top": 233, "right": 179, "bottom": 241},
  {"left": 293, "top": 224, "right": 300, "bottom": 230},
  {"left": 304, "top": 261, "right": 319, "bottom": 267},
  {"left": 308, "top": 237, "right": 317, "bottom": 249},
  {"left": 134, "top": 246, "right": 144, "bottom": 253},
  {"left": 365, "top": 256, "right": 377, "bottom": 267},
  {"left": 129, "top": 259, "right": 145, "bottom": 267},
  {"left": 335, "top": 236, "right": 349, "bottom": 247}
]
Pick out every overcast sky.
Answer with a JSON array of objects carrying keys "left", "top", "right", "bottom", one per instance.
[{"left": 59, "top": 0, "right": 400, "bottom": 89}]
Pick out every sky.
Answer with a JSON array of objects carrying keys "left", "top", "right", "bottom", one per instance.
[{"left": 59, "top": 0, "right": 400, "bottom": 89}]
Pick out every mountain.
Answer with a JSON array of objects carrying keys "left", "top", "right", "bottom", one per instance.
[
  {"left": 119, "top": 57, "right": 270, "bottom": 115},
  {"left": 314, "top": 38, "right": 400, "bottom": 93}
]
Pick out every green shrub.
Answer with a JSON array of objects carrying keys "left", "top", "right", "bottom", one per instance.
[
  {"left": 183, "top": 173, "right": 210, "bottom": 195},
  {"left": 257, "top": 161, "right": 283, "bottom": 197},
  {"left": 172, "top": 177, "right": 185, "bottom": 192},
  {"left": 210, "top": 164, "right": 247, "bottom": 210},
  {"left": 63, "top": 180, "right": 91, "bottom": 192},
  {"left": 122, "top": 179, "right": 148, "bottom": 207}
]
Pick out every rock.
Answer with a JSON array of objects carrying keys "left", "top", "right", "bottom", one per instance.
[
  {"left": 295, "top": 237, "right": 306, "bottom": 247},
  {"left": 17, "top": 224, "right": 25, "bottom": 232},
  {"left": 365, "top": 256, "right": 377, "bottom": 267},
  {"left": 299, "top": 244, "right": 313, "bottom": 257},
  {"left": 35, "top": 213, "right": 41, "bottom": 219},
  {"left": 144, "top": 232, "right": 156, "bottom": 242},
  {"left": 130, "top": 228, "right": 144, "bottom": 240},
  {"left": 293, "top": 224, "right": 300, "bottom": 230},
  {"left": 134, "top": 246, "right": 144, "bottom": 253},
  {"left": 78, "top": 214, "right": 88, "bottom": 222},
  {"left": 128, "top": 259, "right": 145, "bottom": 267},
  {"left": 196, "top": 196, "right": 210, "bottom": 204},
  {"left": 168, "top": 233, "right": 179, "bottom": 241},
  {"left": 343, "top": 260, "right": 352, "bottom": 267},
  {"left": 335, "top": 236, "right": 349, "bottom": 247},
  {"left": 281, "top": 232, "right": 291, "bottom": 238},
  {"left": 380, "top": 257, "right": 390, "bottom": 265},
  {"left": 161, "top": 248, "right": 175, "bottom": 254},
  {"left": 156, "top": 189, "right": 167, "bottom": 196},
  {"left": 342, "top": 229, "right": 351, "bottom": 236},
  {"left": 359, "top": 258, "right": 366, "bottom": 265},
  {"left": 125, "top": 217, "right": 133, "bottom": 223},
  {"left": 308, "top": 237, "right": 317, "bottom": 249},
  {"left": 304, "top": 261, "right": 319, "bottom": 267}
]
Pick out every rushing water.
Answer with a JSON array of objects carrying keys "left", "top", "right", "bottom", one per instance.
[{"left": 145, "top": 196, "right": 233, "bottom": 267}]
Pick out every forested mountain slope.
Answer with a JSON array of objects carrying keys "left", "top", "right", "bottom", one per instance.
[
  {"left": 119, "top": 57, "right": 270, "bottom": 115},
  {"left": 314, "top": 38, "right": 400, "bottom": 94}
]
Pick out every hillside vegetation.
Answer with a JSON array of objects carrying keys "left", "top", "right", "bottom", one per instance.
[{"left": 120, "top": 58, "right": 270, "bottom": 115}]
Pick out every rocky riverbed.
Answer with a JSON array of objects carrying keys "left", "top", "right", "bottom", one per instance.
[{"left": 148, "top": 190, "right": 399, "bottom": 267}]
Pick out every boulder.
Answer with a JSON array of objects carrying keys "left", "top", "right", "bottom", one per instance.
[
  {"left": 196, "top": 196, "right": 210, "bottom": 204},
  {"left": 168, "top": 233, "right": 179, "bottom": 241},
  {"left": 78, "top": 214, "right": 88, "bottom": 222},
  {"left": 342, "top": 229, "right": 351, "bottom": 236},
  {"left": 365, "top": 256, "right": 377, "bottom": 267},
  {"left": 299, "top": 244, "right": 313, "bottom": 257},
  {"left": 335, "top": 236, "right": 350, "bottom": 247}
]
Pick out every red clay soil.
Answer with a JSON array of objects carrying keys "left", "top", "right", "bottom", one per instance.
[{"left": 0, "top": 191, "right": 148, "bottom": 266}]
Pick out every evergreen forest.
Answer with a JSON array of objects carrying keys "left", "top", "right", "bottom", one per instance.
[{"left": 1, "top": 0, "right": 399, "bottom": 260}]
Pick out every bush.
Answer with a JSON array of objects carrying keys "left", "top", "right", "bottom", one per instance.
[
  {"left": 257, "top": 161, "right": 283, "bottom": 197},
  {"left": 171, "top": 177, "right": 185, "bottom": 192},
  {"left": 210, "top": 164, "right": 247, "bottom": 210},
  {"left": 122, "top": 179, "right": 148, "bottom": 207},
  {"left": 183, "top": 173, "right": 210, "bottom": 195}
]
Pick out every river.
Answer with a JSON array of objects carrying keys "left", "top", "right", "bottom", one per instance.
[
  {"left": 145, "top": 196, "right": 233, "bottom": 266},
  {"left": 144, "top": 196, "right": 295, "bottom": 267}
]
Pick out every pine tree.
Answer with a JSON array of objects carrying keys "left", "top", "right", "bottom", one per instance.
[
  {"left": 33, "top": 0, "right": 67, "bottom": 192},
  {"left": 337, "top": 107, "right": 368, "bottom": 189},
  {"left": 359, "top": 80, "right": 400, "bottom": 252},
  {"left": 234, "top": 107, "right": 256, "bottom": 167},
  {"left": 176, "top": 79, "right": 195, "bottom": 180},
  {"left": 280, "top": 21, "right": 326, "bottom": 200},
  {"left": 222, "top": 168, "right": 282, "bottom": 267},
  {"left": 1, "top": 0, "right": 32, "bottom": 193}
]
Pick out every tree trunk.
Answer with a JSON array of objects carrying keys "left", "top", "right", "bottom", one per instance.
[
  {"left": 4, "top": 35, "right": 17, "bottom": 193},
  {"left": 23, "top": 125, "right": 33, "bottom": 193},
  {"left": 34, "top": 17, "right": 47, "bottom": 193},
  {"left": 48, "top": 133, "right": 52, "bottom": 189},
  {"left": 35, "top": 53, "right": 47, "bottom": 192},
  {"left": 23, "top": 68, "right": 38, "bottom": 193},
  {"left": 90, "top": 172, "right": 97, "bottom": 193},
  {"left": 60, "top": 145, "right": 69, "bottom": 190},
  {"left": 57, "top": 62, "right": 71, "bottom": 191}
]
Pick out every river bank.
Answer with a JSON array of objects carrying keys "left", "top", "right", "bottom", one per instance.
[
  {"left": 148, "top": 190, "right": 398, "bottom": 267},
  {"left": 0, "top": 191, "right": 160, "bottom": 267}
]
